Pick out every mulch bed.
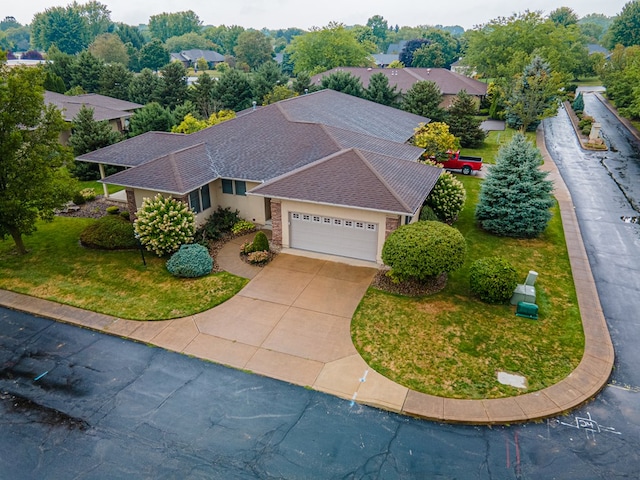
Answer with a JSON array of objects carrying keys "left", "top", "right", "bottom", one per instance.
[
  {"left": 370, "top": 268, "right": 447, "bottom": 296},
  {"left": 56, "top": 196, "right": 125, "bottom": 219}
]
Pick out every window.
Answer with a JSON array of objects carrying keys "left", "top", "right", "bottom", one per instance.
[
  {"left": 189, "top": 190, "right": 201, "bottom": 213},
  {"left": 222, "top": 179, "right": 233, "bottom": 194},
  {"left": 235, "top": 180, "right": 246, "bottom": 196},
  {"left": 201, "top": 184, "right": 211, "bottom": 210}
]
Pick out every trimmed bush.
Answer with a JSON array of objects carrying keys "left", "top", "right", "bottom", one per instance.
[
  {"left": 469, "top": 257, "right": 518, "bottom": 304},
  {"left": 382, "top": 221, "right": 466, "bottom": 283},
  {"left": 195, "top": 206, "right": 241, "bottom": 242},
  {"left": 252, "top": 231, "right": 270, "bottom": 252},
  {"left": 106, "top": 206, "right": 120, "bottom": 215},
  {"left": 134, "top": 194, "right": 196, "bottom": 256},
  {"left": 166, "top": 244, "right": 213, "bottom": 278},
  {"left": 120, "top": 210, "right": 130, "bottom": 220},
  {"left": 231, "top": 220, "right": 256, "bottom": 235},
  {"left": 419, "top": 205, "right": 439, "bottom": 221},
  {"left": 80, "top": 215, "right": 138, "bottom": 250}
]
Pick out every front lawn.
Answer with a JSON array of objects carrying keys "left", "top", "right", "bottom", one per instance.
[
  {"left": 0, "top": 217, "right": 248, "bottom": 320},
  {"left": 462, "top": 130, "right": 536, "bottom": 165},
  {"left": 352, "top": 176, "right": 584, "bottom": 399}
]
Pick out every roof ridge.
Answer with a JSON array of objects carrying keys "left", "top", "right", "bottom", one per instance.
[
  {"left": 167, "top": 153, "right": 185, "bottom": 193},
  {"left": 404, "top": 68, "right": 426, "bottom": 82},
  {"left": 353, "top": 150, "right": 413, "bottom": 213}
]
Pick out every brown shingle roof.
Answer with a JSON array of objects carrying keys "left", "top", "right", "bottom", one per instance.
[
  {"left": 310, "top": 68, "right": 488, "bottom": 96},
  {"left": 45, "top": 91, "right": 143, "bottom": 122},
  {"left": 249, "top": 149, "right": 441, "bottom": 215}
]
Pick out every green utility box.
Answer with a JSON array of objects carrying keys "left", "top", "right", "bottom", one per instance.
[{"left": 516, "top": 302, "right": 538, "bottom": 320}]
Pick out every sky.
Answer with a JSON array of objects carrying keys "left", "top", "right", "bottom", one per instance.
[{"left": 5, "top": 0, "right": 629, "bottom": 31}]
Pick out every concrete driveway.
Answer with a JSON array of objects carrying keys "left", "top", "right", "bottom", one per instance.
[{"left": 183, "top": 254, "right": 410, "bottom": 411}]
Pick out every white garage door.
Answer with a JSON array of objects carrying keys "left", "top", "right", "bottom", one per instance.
[{"left": 289, "top": 212, "right": 378, "bottom": 261}]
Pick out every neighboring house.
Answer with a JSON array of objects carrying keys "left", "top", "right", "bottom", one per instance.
[
  {"left": 311, "top": 67, "right": 488, "bottom": 108},
  {"left": 45, "top": 91, "right": 143, "bottom": 145},
  {"left": 170, "top": 49, "right": 225, "bottom": 69},
  {"left": 77, "top": 90, "right": 442, "bottom": 263},
  {"left": 386, "top": 41, "right": 407, "bottom": 55},
  {"left": 372, "top": 53, "right": 399, "bottom": 68},
  {"left": 587, "top": 44, "right": 611, "bottom": 59}
]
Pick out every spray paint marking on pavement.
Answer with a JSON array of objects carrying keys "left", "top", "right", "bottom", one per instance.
[{"left": 558, "top": 412, "right": 622, "bottom": 441}]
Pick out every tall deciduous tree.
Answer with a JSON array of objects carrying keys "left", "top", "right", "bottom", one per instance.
[
  {"left": 234, "top": 30, "right": 273, "bottom": 70},
  {"left": 365, "top": 72, "right": 400, "bottom": 106},
  {"left": 401, "top": 80, "right": 446, "bottom": 121},
  {"left": 447, "top": 90, "right": 486, "bottom": 148},
  {"left": 165, "top": 33, "right": 216, "bottom": 53},
  {"left": 203, "top": 25, "right": 245, "bottom": 55},
  {"left": 549, "top": 7, "right": 579, "bottom": 27},
  {"left": 319, "top": 71, "right": 364, "bottom": 97},
  {"left": 89, "top": 33, "right": 129, "bottom": 65},
  {"left": 75, "top": 1, "right": 112, "bottom": 40},
  {"left": 287, "top": 22, "right": 373, "bottom": 74},
  {"left": 148, "top": 10, "right": 201, "bottom": 42},
  {"left": 31, "top": 5, "right": 89, "bottom": 54},
  {"left": 366, "top": 15, "right": 388, "bottom": 44},
  {"left": 505, "top": 55, "right": 562, "bottom": 131},
  {"left": 0, "top": 66, "right": 76, "bottom": 254},
  {"left": 607, "top": 0, "right": 640, "bottom": 48},
  {"left": 138, "top": 39, "right": 170, "bottom": 71},
  {"left": 475, "top": 133, "right": 554, "bottom": 238}
]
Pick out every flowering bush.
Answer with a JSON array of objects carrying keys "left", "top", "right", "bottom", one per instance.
[
  {"left": 247, "top": 250, "right": 270, "bottom": 265},
  {"left": 134, "top": 194, "right": 196, "bottom": 256},
  {"left": 240, "top": 241, "right": 254, "bottom": 254},
  {"left": 426, "top": 171, "right": 466, "bottom": 224},
  {"left": 231, "top": 220, "right": 256, "bottom": 235}
]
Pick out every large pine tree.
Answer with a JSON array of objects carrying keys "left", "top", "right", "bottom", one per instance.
[
  {"left": 447, "top": 90, "right": 486, "bottom": 148},
  {"left": 475, "top": 133, "right": 554, "bottom": 238},
  {"left": 365, "top": 72, "right": 400, "bottom": 107}
]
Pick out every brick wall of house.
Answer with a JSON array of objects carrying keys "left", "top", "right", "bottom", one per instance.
[
  {"left": 385, "top": 216, "right": 401, "bottom": 238},
  {"left": 270, "top": 200, "right": 282, "bottom": 246}
]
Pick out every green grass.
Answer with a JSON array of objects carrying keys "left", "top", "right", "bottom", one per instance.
[
  {"left": 0, "top": 217, "right": 248, "bottom": 320},
  {"left": 78, "top": 180, "right": 123, "bottom": 196},
  {"left": 573, "top": 76, "right": 603, "bottom": 87},
  {"left": 352, "top": 167, "right": 584, "bottom": 400},
  {"left": 462, "top": 130, "right": 536, "bottom": 165}
]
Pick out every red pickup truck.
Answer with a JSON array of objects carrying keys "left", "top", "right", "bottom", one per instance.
[{"left": 439, "top": 150, "right": 483, "bottom": 175}]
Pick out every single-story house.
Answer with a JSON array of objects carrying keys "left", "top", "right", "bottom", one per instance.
[
  {"left": 311, "top": 67, "right": 488, "bottom": 108},
  {"left": 77, "top": 90, "right": 442, "bottom": 263},
  {"left": 372, "top": 53, "right": 399, "bottom": 68},
  {"left": 45, "top": 91, "right": 143, "bottom": 145},
  {"left": 170, "top": 49, "right": 226, "bottom": 69}
]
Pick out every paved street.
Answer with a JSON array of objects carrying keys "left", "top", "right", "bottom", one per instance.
[{"left": 1, "top": 92, "right": 640, "bottom": 478}]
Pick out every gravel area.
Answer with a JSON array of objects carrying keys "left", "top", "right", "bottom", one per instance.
[{"left": 56, "top": 197, "right": 127, "bottom": 219}]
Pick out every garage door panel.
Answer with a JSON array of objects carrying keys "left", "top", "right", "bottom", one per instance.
[{"left": 290, "top": 213, "right": 377, "bottom": 261}]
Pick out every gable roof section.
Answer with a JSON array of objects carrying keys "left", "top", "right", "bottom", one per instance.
[
  {"left": 310, "top": 68, "right": 488, "bottom": 96},
  {"left": 250, "top": 149, "right": 441, "bottom": 215},
  {"left": 276, "top": 89, "right": 428, "bottom": 143},
  {"left": 180, "top": 49, "right": 225, "bottom": 63},
  {"left": 101, "top": 143, "right": 215, "bottom": 194}
]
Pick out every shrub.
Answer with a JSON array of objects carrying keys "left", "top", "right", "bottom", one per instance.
[
  {"left": 469, "top": 257, "right": 518, "bottom": 304},
  {"left": 247, "top": 250, "right": 270, "bottom": 265},
  {"left": 425, "top": 171, "right": 466, "bottom": 224},
  {"left": 572, "top": 92, "right": 584, "bottom": 114},
  {"left": 72, "top": 191, "right": 87, "bottom": 205},
  {"left": 381, "top": 221, "right": 466, "bottom": 283},
  {"left": 106, "top": 206, "right": 120, "bottom": 215},
  {"left": 231, "top": 220, "right": 256, "bottom": 235},
  {"left": 240, "top": 241, "right": 254, "bottom": 254},
  {"left": 195, "top": 206, "right": 241, "bottom": 242},
  {"left": 419, "top": 205, "right": 439, "bottom": 221},
  {"left": 80, "top": 215, "right": 138, "bottom": 250},
  {"left": 134, "top": 194, "right": 196, "bottom": 256},
  {"left": 120, "top": 211, "right": 130, "bottom": 220},
  {"left": 252, "top": 231, "right": 270, "bottom": 252},
  {"left": 166, "top": 244, "right": 213, "bottom": 278}
]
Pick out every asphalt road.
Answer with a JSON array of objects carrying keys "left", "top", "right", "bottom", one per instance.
[{"left": 1, "top": 93, "right": 640, "bottom": 479}]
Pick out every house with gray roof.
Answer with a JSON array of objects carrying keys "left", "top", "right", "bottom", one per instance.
[
  {"left": 77, "top": 90, "right": 441, "bottom": 263},
  {"left": 311, "top": 67, "right": 488, "bottom": 108},
  {"left": 171, "top": 49, "right": 225, "bottom": 69},
  {"left": 45, "top": 91, "right": 143, "bottom": 144}
]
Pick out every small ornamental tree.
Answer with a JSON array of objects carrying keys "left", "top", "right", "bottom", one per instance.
[
  {"left": 412, "top": 122, "right": 460, "bottom": 160},
  {"left": 381, "top": 221, "right": 466, "bottom": 283},
  {"left": 475, "top": 133, "right": 554, "bottom": 238},
  {"left": 134, "top": 194, "right": 196, "bottom": 256},
  {"left": 425, "top": 170, "right": 466, "bottom": 224}
]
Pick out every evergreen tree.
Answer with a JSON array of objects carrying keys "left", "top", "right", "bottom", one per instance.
[
  {"left": 320, "top": 71, "right": 364, "bottom": 98},
  {"left": 213, "top": 68, "right": 254, "bottom": 111},
  {"left": 475, "top": 133, "right": 554, "bottom": 238},
  {"left": 251, "top": 61, "right": 288, "bottom": 104},
  {"left": 189, "top": 72, "right": 217, "bottom": 119},
  {"left": 365, "top": 72, "right": 400, "bottom": 107},
  {"left": 70, "top": 50, "right": 105, "bottom": 93},
  {"left": 291, "top": 71, "right": 317, "bottom": 95},
  {"left": 401, "top": 80, "right": 446, "bottom": 121},
  {"left": 447, "top": 90, "right": 486, "bottom": 148},
  {"left": 69, "top": 105, "right": 123, "bottom": 180},
  {"left": 138, "top": 39, "right": 170, "bottom": 71},
  {"left": 129, "top": 102, "right": 174, "bottom": 136},
  {"left": 99, "top": 63, "right": 133, "bottom": 100},
  {"left": 157, "top": 61, "right": 188, "bottom": 110},
  {"left": 128, "top": 68, "right": 161, "bottom": 105}
]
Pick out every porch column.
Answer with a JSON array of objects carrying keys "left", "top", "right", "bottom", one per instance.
[
  {"left": 385, "top": 216, "right": 401, "bottom": 239},
  {"left": 126, "top": 189, "right": 137, "bottom": 222},
  {"left": 98, "top": 163, "right": 109, "bottom": 198},
  {"left": 270, "top": 199, "right": 282, "bottom": 247}
]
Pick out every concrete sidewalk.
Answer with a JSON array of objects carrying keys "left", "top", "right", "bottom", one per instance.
[{"left": 0, "top": 128, "right": 614, "bottom": 424}]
